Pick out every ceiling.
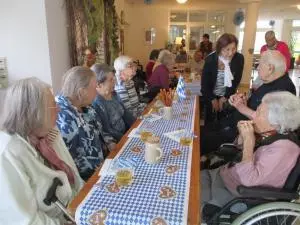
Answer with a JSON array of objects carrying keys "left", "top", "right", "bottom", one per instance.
[{"left": 125, "top": 0, "right": 300, "bottom": 19}]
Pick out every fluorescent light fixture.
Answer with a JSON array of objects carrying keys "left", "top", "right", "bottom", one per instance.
[{"left": 176, "top": 0, "right": 188, "bottom": 4}]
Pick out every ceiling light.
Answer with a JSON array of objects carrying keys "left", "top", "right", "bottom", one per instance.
[
  {"left": 297, "top": 5, "right": 300, "bottom": 10},
  {"left": 211, "top": 25, "right": 216, "bottom": 28},
  {"left": 176, "top": 0, "right": 188, "bottom": 4}
]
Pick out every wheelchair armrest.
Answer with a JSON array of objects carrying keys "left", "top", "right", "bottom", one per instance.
[
  {"left": 237, "top": 185, "right": 299, "bottom": 200},
  {"left": 216, "top": 143, "right": 240, "bottom": 158}
]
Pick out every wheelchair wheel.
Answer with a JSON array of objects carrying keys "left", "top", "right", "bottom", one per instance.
[{"left": 232, "top": 202, "right": 300, "bottom": 225}]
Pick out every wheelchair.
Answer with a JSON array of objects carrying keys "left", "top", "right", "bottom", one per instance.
[{"left": 202, "top": 147, "right": 300, "bottom": 225}]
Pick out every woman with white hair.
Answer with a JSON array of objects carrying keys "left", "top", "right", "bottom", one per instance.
[
  {"left": 114, "top": 55, "right": 145, "bottom": 118},
  {"left": 201, "top": 91, "right": 300, "bottom": 210},
  {"left": 56, "top": 66, "right": 109, "bottom": 181},
  {"left": 91, "top": 63, "right": 135, "bottom": 143},
  {"left": 148, "top": 50, "right": 175, "bottom": 99},
  {"left": 0, "top": 78, "right": 83, "bottom": 224}
]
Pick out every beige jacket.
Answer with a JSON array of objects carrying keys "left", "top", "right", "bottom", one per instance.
[{"left": 0, "top": 130, "right": 84, "bottom": 225}]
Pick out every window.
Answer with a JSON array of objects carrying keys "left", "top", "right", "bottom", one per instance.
[
  {"left": 169, "top": 10, "right": 226, "bottom": 51},
  {"left": 238, "top": 20, "right": 275, "bottom": 54},
  {"left": 292, "top": 20, "right": 300, "bottom": 27}
]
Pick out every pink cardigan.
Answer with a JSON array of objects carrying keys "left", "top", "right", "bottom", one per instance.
[{"left": 220, "top": 139, "right": 300, "bottom": 195}]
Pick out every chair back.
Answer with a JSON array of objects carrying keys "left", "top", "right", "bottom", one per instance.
[{"left": 283, "top": 156, "right": 300, "bottom": 192}]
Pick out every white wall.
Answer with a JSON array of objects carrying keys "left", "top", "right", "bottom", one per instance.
[
  {"left": 45, "top": 0, "right": 70, "bottom": 92},
  {"left": 0, "top": 0, "right": 70, "bottom": 112},
  {"left": 0, "top": 0, "right": 52, "bottom": 85}
]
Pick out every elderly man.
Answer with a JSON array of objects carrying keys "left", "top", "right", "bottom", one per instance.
[
  {"left": 260, "top": 30, "right": 291, "bottom": 72},
  {"left": 201, "top": 50, "right": 296, "bottom": 155}
]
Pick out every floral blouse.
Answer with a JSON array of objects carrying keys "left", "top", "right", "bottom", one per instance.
[{"left": 56, "top": 95, "right": 108, "bottom": 181}]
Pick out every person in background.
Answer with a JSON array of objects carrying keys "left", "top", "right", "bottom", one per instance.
[
  {"left": 0, "top": 78, "right": 83, "bottom": 224},
  {"left": 146, "top": 49, "right": 160, "bottom": 81},
  {"left": 201, "top": 92, "right": 300, "bottom": 211},
  {"left": 148, "top": 50, "right": 175, "bottom": 99},
  {"left": 152, "top": 49, "right": 170, "bottom": 72},
  {"left": 56, "top": 66, "right": 110, "bottom": 181},
  {"left": 260, "top": 30, "right": 291, "bottom": 73},
  {"left": 199, "top": 33, "right": 213, "bottom": 58},
  {"left": 114, "top": 55, "right": 145, "bottom": 118},
  {"left": 92, "top": 63, "right": 136, "bottom": 143},
  {"left": 188, "top": 50, "right": 205, "bottom": 75},
  {"left": 82, "top": 46, "right": 96, "bottom": 68},
  {"left": 201, "top": 33, "right": 244, "bottom": 122},
  {"left": 175, "top": 46, "right": 188, "bottom": 63}
]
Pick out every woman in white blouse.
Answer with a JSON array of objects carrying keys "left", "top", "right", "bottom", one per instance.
[{"left": 0, "top": 77, "right": 83, "bottom": 225}]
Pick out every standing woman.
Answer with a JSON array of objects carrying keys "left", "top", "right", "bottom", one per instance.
[{"left": 201, "top": 33, "right": 244, "bottom": 122}]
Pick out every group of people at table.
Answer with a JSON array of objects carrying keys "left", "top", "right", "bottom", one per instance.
[{"left": 0, "top": 30, "right": 299, "bottom": 224}]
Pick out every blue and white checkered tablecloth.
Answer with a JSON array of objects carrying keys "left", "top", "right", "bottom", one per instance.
[{"left": 75, "top": 96, "right": 196, "bottom": 225}]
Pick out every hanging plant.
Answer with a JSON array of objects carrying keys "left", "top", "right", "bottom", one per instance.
[{"left": 83, "top": 0, "right": 104, "bottom": 48}]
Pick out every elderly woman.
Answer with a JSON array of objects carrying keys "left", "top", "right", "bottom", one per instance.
[
  {"left": 56, "top": 66, "right": 110, "bottom": 181},
  {"left": 146, "top": 49, "right": 160, "bottom": 81},
  {"left": 148, "top": 50, "right": 175, "bottom": 98},
  {"left": 91, "top": 63, "right": 136, "bottom": 143},
  {"left": 201, "top": 91, "right": 300, "bottom": 210},
  {"left": 0, "top": 78, "right": 83, "bottom": 224},
  {"left": 114, "top": 55, "right": 145, "bottom": 118},
  {"left": 201, "top": 33, "right": 244, "bottom": 121}
]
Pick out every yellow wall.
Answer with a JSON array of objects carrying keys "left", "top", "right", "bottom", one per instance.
[
  {"left": 122, "top": 2, "right": 242, "bottom": 67},
  {"left": 123, "top": 4, "right": 169, "bottom": 67}
]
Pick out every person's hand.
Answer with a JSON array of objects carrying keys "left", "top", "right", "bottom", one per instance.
[
  {"left": 211, "top": 99, "right": 219, "bottom": 113},
  {"left": 229, "top": 93, "right": 244, "bottom": 107},
  {"left": 237, "top": 120, "right": 255, "bottom": 147},
  {"left": 218, "top": 97, "right": 227, "bottom": 111}
]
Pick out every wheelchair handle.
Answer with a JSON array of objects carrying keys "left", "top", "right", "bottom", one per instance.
[{"left": 43, "top": 177, "right": 63, "bottom": 206}]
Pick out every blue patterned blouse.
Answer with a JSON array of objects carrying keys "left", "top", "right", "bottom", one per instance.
[{"left": 56, "top": 95, "right": 108, "bottom": 181}]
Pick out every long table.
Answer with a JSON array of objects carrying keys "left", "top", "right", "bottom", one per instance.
[{"left": 68, "top": 97, "right": 200, "bottom": 225}]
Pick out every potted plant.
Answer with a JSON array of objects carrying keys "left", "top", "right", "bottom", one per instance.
[{"left": 288, "top": 32, "right": 296, "bottom": 69}]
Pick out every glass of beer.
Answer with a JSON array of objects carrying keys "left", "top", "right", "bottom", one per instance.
[
  {"left": 179, "top": 132, "right": 194, "bottom": 146},
  {"left": 115, "top": 168, "right": 133, "bottom": 186},
  {"left": 140, "top": 130, "right": 153, "bottom": 142}
]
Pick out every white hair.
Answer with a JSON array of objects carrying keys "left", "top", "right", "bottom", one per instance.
[
  {"left": 61, "top": 66, "right": 95, "bottom": 102},
  {"left": 262, "top": 91, "right": 300, "bottom": 134},
  {"left": 114, "top": 55, "right": 133, "bottom": 80},
  {"left": 260, "top": 50, "right": 286, "bottom": 76},
  {"left": 157, "top": 50, "right": 174, "bottom": 66},
  {"left": 0, "top": 77, "right": 51, "bottom": 138}
]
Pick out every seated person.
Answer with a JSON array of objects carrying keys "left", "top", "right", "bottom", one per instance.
[
  {"left": 201, "top": 50, "right": 296, "bottom": 155},
  {"left": 148, "top": 50, "right": 175, "bottom": 99},
  {"left": 56, "top": 66, "right": 109, "bottom": 181},
  {"left": 152, "top": 49, "right": 170, "bottom": 72},
  {"left": 82, "top": 46, "right": 96, "bottom": 68},
  {"left": 188, "top": 50, "right": 204, "bottom": 75},
  {"left": 0, "top": 78, "right": 83, "bottom": 224},
  {"left": 146, "top": 49, "right": 160, "bottom": 81},
  {"left": 91, "top": 63, "right": 136, "bottom": 143},
  {"left": 201, "top": 33, "right": 244, "bottom": 122},
  {"left": 175, "top": 47, "right": 188, "bottom": 63},
  {"left": 202, "top": 91, "right": 300, "bottom": 210},
  {"left": 114, "top": 55, "right": 146, "bottom": 118}
]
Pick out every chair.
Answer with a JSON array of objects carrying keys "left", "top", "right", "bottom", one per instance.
[{"left": 202, "top": 156, "right": 300, "bottom": 225}]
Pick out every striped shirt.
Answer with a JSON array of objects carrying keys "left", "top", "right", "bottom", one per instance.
[
  {"left": 115, "top": 79, "right": 145, "bottom": 118},
  {"left": 213, "top": 69, "right": 226, "bottom": 96}
]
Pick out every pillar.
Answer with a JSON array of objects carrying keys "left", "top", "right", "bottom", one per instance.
[{"left": 240, "top": 0, "right": 261, "bottom": 90}]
